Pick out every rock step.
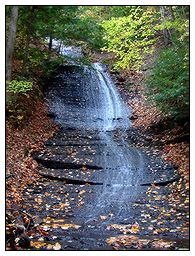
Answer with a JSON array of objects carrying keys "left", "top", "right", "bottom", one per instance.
[
  {"left": 33, "top": 157, "right": 103, "bottom": 170},
  {"left": 37, "top": 166, "right": 104, "bottom": 183},
  {"left": 52, "top": 128, "right": 101, "bottom": 138},
  {"left": 38, "top": 171, "right": 103, "bottom": 185},
  {"left": 34, "top": 144, "right": 107, "bottom": 156},
  {"left": 44, "top": 141, "right": 107, "bottom": 147}
]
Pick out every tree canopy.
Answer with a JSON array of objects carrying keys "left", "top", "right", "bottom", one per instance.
[{"left": 6, "top": 5, "right": 189, "bottom": 122}]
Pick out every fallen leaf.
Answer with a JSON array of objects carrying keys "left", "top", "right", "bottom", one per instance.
[
  {"left": 53, "top": 242, "right": 61, "bottom": 250},
  {"left": 100, "top": 215, "right": 108, "bottom": 220}
]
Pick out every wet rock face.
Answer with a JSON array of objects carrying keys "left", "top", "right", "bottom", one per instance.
[
  {"left": 25, "top": 62, "right": 187, "bottom": 250},
  {"left": 46, "top": 63, "right": 131, "bottom": 131}
]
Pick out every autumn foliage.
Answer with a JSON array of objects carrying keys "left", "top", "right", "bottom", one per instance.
[{"left": 6, "top": 101, "right": 58, "bottom": 208}]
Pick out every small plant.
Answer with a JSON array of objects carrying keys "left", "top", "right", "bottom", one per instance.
[
  {"left": 7, "top": 80, "right": 33, "bottom": 94},
  {"left": 6, "top": 80, "right": 34, "bottom": 126}
]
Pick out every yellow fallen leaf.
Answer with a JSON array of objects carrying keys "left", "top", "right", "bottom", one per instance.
[
  {"left": 30, "top": 241, "right": 46, "bottom": 249},
  {"left": 130, "top": 223, "right": 139, "bottom": 234},
  {"left": 61, "top": 223, "right": 81, "bottom": 230},
  {"left": 53, "top": 219, "right": 65, "bottom": 223},
  {"left": 17, "top": 115, "right": 23, "bottom": 120},
  {"left": 79, "top": 190, "right": 86, "bottom": 195},
  {"left": 53, "top": 242, "right": 61, "bottom": 250},
  {"left": 38, "top": 237, "right": 45, "bottom": 242},
  {"left": 100, "top": 215, "right": 108, "bottom": 220},
  {"left": 154, "top": 195, "right": 161, "bottom": 201},
  {"left": 46, "top": 244, "right": 53, "bottom": 250}
]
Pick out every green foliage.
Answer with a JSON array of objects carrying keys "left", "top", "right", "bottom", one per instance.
[
  {"left": 6, "top": 5, "right": 189, "bottom": 123},
  {"left": 102, "top": 8, "right": 157, "bottom": 70},
  {"left": 28, "top": 47, "right": 49, "bottom": 67},
  {"left": 7, "top": 80, "right": 33, "bottom": 94},
  {"left": 147, "top": 43, "right": 189, "bottom": 120},
  {"left": 73, "top": 15, "right": 104, "bottom": 50},
  {"left": 155, "top": 19, "right": 189, "bottom": 41},
  {"left": 146, "top": 6, "right": 189, "bottom": 120},
  {"left": 106, "top": 6, "right": 147, "bottom": 18},
  {"left": 15, "top": 40, "right": 64, "bottom": 83},
  {"left": 33, "top": 6, "right": 78, "bottom": 39},
  {"left": 57, "top": 6, "right": 106, "bottom": 50},
  {"left": 6, "top": 79, "right": 36, "bottom": 127},
  {"left": 40, "top": 56, "right": 64, "bottom": 81}
]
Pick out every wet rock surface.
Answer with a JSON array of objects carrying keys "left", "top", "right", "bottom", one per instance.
[{"left": 21, "top": 63, "right": 189, "bottom": 250}]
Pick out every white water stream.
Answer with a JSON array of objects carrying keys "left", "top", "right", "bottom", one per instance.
[
  {"left": 78, "top": 63, "right": 143, "bottom": 218},
  {"left": 92, "top": 63, "right": 130, "bottom": 131},
  {"left": 47, "top": 59, "right": 146, "bottom": 220}
]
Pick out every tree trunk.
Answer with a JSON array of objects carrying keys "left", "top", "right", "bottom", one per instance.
[
  {"left": 169, "top": 6, "right": 175, "bottom": 21},
  {"left": 159, "top": 6, "right": 170, "bottom": 46},
  {"left": 21, "top": 6, "right": 34, "bottom": 77},
  {"left": 49, "top": 36, "right": 53, "bottom": 51},
  {"left": 58, "top": 41, "right": 62, "bottom": 54},
  {"left": 6, "top": 6, "right": 18, "bottom": 81}
]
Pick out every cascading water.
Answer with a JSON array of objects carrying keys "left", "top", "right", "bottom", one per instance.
[
  {"left": 25, "top": 48, "right": 180, "bottom": 250},
  {"left": 18, "top": 44, "right": 184, "bottom": 250},
  {"left": 92, "top": 63, "right": 131, "bottom": 131},
  {"left": 83, "top": 63, "right": 134, "bottom": 217},
  {"left": 47, "top": 62, "right": 131, "bottom": 131},
  {"left": 46, "top": 61, "right": 146, "bottom": 220}
]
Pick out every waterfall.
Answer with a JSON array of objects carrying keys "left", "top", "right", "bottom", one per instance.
[
  {"left": 47, "top": 62, "right": 131, "bottom": 131},
  {"left": 45, "top": 57, "right": 157, "bottom": 222},
  {"left": 92, "top": 63, "right": 131, "bottom": 131}
]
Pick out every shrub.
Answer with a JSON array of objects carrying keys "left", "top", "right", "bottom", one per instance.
[
  {"left": 147, "top": 43, "right": 189, "bottom": 120},
  {"left": 6, "top": 80, "right": 34, "bottom": 126},
  {"left": 7, "top": 80, "right": 33, "bottom": 94}
]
